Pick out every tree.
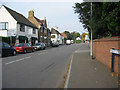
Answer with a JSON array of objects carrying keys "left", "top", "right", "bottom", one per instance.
[
  {"left": 74, "top": 2, "right": 120, "bottom": 39},
  {"left": 82, "top": 33, "right": 88, "bottom": 41},
  {"left": 64, "top": 31, "right": 73, "bottom": 40}
]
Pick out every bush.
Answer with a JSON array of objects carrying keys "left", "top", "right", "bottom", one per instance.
[{"left": 75, "top": 40, "right": 82, "bottom": 43}]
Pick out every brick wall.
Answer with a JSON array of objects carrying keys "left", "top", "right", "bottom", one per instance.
[{"left": 92, "top": 36, "right": 120, "bottom": 74}]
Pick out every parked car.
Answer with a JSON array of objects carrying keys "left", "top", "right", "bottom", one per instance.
[
  {"left": 14, "top": 43, "right": 35, "bottom": 53},
  {"left": 51, "top": 42, "right": 59, "bottom": 47},
  {"left": 70, "top": 40, "right": 74, "bottom": 44},
  {"left": 66, "top": 40, "right": 71, "bottom": 45},
  {"left": 39, "top": 42, "right": 46, "bottom": 50},
  {"left": 32, "top": 43, "right": 42, "bottom": 50},
  {"left": 0, "top": 42, "right": 17, "bottom": 57}
]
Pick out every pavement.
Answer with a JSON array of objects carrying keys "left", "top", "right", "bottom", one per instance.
[{"left": 67, "top": 43, "right": 118, "bottom": 88}]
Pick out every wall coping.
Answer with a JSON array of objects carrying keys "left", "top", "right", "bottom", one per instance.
[{"left": 93, "top": 36, "right": 120, "bottom": 42}]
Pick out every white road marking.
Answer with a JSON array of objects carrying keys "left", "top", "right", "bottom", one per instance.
[
  {"left": 64, "top": 53, "right": 74, "bottom": 88},
  {"left": 38, "top": 52, "right": 48, "bottom": 55},
  {"left": 5, "top": 56, "right": 31, "bottom": 65}
]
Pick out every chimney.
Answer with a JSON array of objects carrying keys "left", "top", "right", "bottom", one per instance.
[{"left": 28, "top": 10, "right": 34, "bottom": 17}]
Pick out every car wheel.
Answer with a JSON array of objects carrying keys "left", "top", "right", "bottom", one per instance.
[
  {"left": 23, "top": 49, "right": 27, "bottom": 53},
  {"left": 32, "top": 48, "right": 35, "bottom": 52},
  {"left": 13, "top": 51, "right": 16, "bottom": 56}
]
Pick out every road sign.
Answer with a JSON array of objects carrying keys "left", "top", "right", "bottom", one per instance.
[{"left": 110, "top": 49, "right": 120, "bottom": 55}]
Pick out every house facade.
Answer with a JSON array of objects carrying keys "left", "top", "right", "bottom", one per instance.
[
  {"left": 50, "top": 27, "right": 60, "bottom": 44},
  {"left": 0, "top": 5, "right": 38, "bottom": 45},
  {"left": 28, "top": 10, "right": 51, "bottom": 46}
]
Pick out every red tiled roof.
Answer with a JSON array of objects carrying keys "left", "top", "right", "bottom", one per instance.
[{"left": 61, "top": 33, "right": 67, "bottom": 38}]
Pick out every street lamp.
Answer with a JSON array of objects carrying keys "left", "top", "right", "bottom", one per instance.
[{"left": 90, "top": 2, "right": 93, "bottom": 59}]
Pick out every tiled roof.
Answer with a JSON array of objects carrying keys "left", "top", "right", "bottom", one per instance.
[
  {"left": 34, "top": 17, "right": 41, "bottom": 23},
  {"left": 3, "top": 5, "right": 37, "bottom": 28},
  {"left": 51, "top": 28, "right": 60, "bottom": 34},
  {"left": 61, "top": 33, "right": 67, "bottom": 38}
]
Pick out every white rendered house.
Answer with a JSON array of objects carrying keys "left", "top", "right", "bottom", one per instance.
[
  {"left": 50, "top": 27, "right": 60, "bottom": 44},
  {"left": 0, "top": 5, "right": 38, "bottom": 45}
]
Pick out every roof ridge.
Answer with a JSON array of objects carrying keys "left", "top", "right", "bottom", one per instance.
[{"left": 3, "top": 5, "right": 37, "bottom": 28}]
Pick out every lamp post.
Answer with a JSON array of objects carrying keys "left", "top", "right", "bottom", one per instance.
[{"left": 90, "top": 2, "right": 93, "bottom": 59}]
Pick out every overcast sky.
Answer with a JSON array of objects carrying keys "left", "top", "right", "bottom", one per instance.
[{"left": 0, "top": 0, "right": 88, "bottom": 34}]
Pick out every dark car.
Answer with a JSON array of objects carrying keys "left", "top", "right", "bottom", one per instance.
[
  {"left": 14, "top": 43, "right": 35, "bottom": 53},
  {"left": 0, "top": 42, "right": 17, "bottom": 57}
]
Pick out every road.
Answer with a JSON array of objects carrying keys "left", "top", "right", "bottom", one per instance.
[{"left": 2, "top": 44, "right": 82, "bottom": 88}]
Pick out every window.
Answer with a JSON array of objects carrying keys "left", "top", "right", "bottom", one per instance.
[
  {"left": 51, "top": 35, "right": 55, "bottom": 38},
  {"left": 40, "top": 27, "right": 43, "bottom": 32},
  {"left": 20, "top": 24, "right": 25, "bottom": 32},
  {"left": 33, "top": 28, "right": 36, "bottom": 34},
  {"left": 0, "top": 22, "right": 8, "bottom": 30},
  {"left": 44, "top": 29, "right": 46, "bottom": 33}
]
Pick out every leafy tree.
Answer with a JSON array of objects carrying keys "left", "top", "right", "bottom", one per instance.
[
  {"left": 82, "top": 33, "right": 88, "bottom": 41},
  {"left": 64, "top": 31, "right": 70, "bottom": 36},
  {"left": 74, "top": 2, "right": 120, "bottom": 39}
]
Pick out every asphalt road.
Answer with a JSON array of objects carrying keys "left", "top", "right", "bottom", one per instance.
[{"left": 2, "top": 44, "right": 82, "bottom": 88}]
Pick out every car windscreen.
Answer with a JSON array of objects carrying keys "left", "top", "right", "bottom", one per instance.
[{"left": 14, "top": 44, "right": 23, "bottom": 47}]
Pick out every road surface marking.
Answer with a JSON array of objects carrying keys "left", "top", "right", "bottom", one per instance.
[
  {"left": 64, "top": 53, "right": 74, "bottom": 88},
  {"left": 5, "top": 56, "right": 31, "bottom": 65},
  {"left": 38, "top": 52, "right": 48, "bottom": 55}
]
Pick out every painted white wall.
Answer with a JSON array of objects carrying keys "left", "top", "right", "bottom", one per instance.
[
  {"left": 59, "top": 35, "right": 63, "bottom": 44},
  {"left": 0, "top": 6, "right": 17, "bottom": 37},
  {"left": 51, "top": 34, "right": 57, "bottom": 43},
  {"left": 0, "top": 5, "right": 38, "bottom": 43},
  {"left": 17, "top": 24, "right": 38, "bottom": 38}
]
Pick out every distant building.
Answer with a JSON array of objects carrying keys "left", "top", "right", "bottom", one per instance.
[
  {"left": 0, "top": 5, "right": 38, "bottom": 45},
  {"left": 60, "top": 33, "right": 67, "bottom": 44},
  {"left": 76, "top": 37, "right": 81, "bottom": 40},
  {"left": 85, "top": 35, "right": 89, "bottom": 43},
  {"left": 50, "top": 27, "right": 60, "bottom": 44}
]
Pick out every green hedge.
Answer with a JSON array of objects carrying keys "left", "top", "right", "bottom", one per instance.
[{"left": 75, "top": 40, "right": 82, "bottom": 43}]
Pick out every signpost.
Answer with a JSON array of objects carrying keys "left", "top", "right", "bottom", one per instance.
[{"left": 110, "top": 48, "right": 120, "bottom": 72}]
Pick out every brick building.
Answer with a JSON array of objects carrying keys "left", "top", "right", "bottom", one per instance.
[{"left": 27, "top": 10, "right": 50, "bottom": 46}]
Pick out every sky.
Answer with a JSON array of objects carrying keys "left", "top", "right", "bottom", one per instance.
[{"left": 0, "top": 0, "right": 88, "bottom": 34}]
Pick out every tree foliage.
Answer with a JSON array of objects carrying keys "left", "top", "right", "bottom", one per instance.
[
  {"left": 64, "top": 31, "right": 80, "bottom": 40},
  {"left": 74, "top": 2, "right": 120, "bottom": 39}
]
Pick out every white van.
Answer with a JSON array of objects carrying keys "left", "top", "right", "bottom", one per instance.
[{"left": 66, "top": 40, "right": 71, "bottom": 45}]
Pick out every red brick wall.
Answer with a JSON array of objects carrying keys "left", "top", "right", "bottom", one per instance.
[{"left": 92, "top": 36, "right": 120, "bottom": 74}]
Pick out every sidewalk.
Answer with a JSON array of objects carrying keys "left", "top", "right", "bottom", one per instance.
[{"left": 68, "top": 44, "right": 118, "bottom": 88}]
